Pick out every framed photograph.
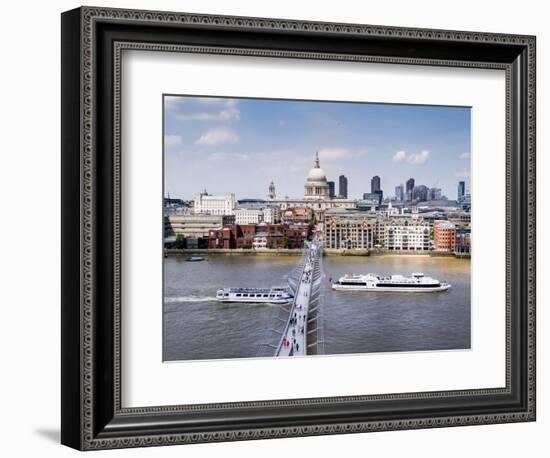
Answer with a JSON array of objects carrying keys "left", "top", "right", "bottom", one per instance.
[{"left": 61, "top": 6, "right": 536, "bottom": 450}]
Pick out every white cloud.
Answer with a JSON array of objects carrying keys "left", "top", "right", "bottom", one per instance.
[
  {"left": 177, "top": 99, "right": 240, "bottom": 122},
  {"left": 208, "top": 151, "right": 249, "bottom": 162},
  {"left": 408, "top": 150, "right": 430, "bottom": 164},
  {"left": 164, "top": 135, "right": 182, "bottom": 148},
  {"left": 392, "top": 149, "right": 430, "bottom": 164},
  {"left": 459, "top": 152, "right": 471, "bottom": 159},
  {"left": 392, "top": 150, "right": 407, "bottom": 162},
  {"left": 195, "top": 127, "right": 239, "bottom": 146},
  {"left": 318, "top": 147, "right": 349, "bottom": 161}
]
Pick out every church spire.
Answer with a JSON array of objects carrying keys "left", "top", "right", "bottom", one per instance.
[
  {"left": 268, "top": 179, "right": 276, "bottom": 200},
  {"left": 314, "top": 151, "right": 320, "bottom": 168}
]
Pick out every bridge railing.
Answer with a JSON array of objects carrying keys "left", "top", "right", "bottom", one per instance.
[
  {"left": 306, "top": 243, "right": 325, "bottom": 355},
  {"left": 256, "top": 243, "right": 310, "bottom": 358},
  {"left": 256, "top": 241, "right": 326, "bottom": 357},
  {"left": 273, "top": 241, "right": 313, "bottom": 356}
]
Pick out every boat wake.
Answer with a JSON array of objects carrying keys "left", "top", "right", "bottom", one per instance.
[{"left": 164, "top": 295, "right": 217, "bottom": 303}]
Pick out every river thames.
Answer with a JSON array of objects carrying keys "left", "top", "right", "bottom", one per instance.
[{"left": 163, "top": 255, "right": 470, "bottom": 361}]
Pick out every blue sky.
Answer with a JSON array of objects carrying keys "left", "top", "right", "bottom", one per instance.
[{"left": 164, "top": 95, "right": 471, "bottom": 201}]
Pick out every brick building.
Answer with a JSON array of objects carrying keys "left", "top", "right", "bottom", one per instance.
[
  {"left": 281, "top": 207, "right": 313, "bottom": 224},
  {"left": 208, "top": 223, "right": 310, "bottom": 250},
  {"left": 433, "top": 220, "right": 456, "bottom": 252}
]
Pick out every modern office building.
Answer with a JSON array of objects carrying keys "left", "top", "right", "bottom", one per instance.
[
  {"left": 413, "top": 185, "right": 429, "bottom": 202},
  {"left": 371, "top": 175, "right": 381, "bottom": 193},
  {"left": 455, "top": 224, "right": 472, "bottom": 254},
  {"left": 429, "top": 187, "right": 442, "bottom": 201},
  {"left": 339, "top": 174, "right": 348, "bottom": 199},
  {"left": 395, "top": 184, "right": 404, "bottom": 201},
  {"left": 406, "top": 178, "right": 415, "bottom": 201},
  {"left": 362, "top": 192, "right": 382, "bottom": 205},
  {"left": 327, "top": 181, "right": 335, "bottom": 198},
  {"left": 458, "top": 192, "right": 471, "bottom": 209},
  {"left": 458, "top": 181, "right": 466, "bottom": 200}
]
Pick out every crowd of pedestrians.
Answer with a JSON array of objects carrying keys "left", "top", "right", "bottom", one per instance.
[{"left": 280, "top": 245, "right": 318, "bottom": 356}]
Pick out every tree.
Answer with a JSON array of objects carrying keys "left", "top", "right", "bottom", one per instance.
[
  {"left": 175, "top": 233, "right": 186, "bottom": 249},
  {"left": 311, "top": 210, "right": 317, "bottom": 225},
  {"left": 283, "top": 237, "right": 292, "bottom": 249}
]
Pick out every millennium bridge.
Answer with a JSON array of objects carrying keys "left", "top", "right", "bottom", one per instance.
[{"left": 258, "top": 241, "right": 325, "bottom": 357}]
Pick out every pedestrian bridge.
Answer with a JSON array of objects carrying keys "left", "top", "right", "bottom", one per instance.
[{"left": 257, "top": 241, "right": 325, "bottom": 357}]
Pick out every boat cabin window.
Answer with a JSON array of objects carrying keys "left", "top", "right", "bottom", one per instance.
[
  {"left": 236, "top": 293, "right": 241, "bottom": 297},
  {"left": 224, "top": 293, "right": 229, "bottom": 297},
  {"left": 263, "top": 294, "right": 268, "bottom": 297}
]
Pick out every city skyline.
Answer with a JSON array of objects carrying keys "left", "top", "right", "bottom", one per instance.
[{"left": 164, "top": 95, "right": 471, "bottom": 200}]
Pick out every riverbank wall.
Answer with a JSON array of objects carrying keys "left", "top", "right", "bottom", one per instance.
[{"left": 165, "top": 248, "right": 470, "bottom": 259}]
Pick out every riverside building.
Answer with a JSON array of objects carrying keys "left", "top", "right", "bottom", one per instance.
[
  {"left": 165, "top": 214, "right": 234, "bottom": 239},
  {"left": 433, "top": 220, "right": 456, "bottom": 252},
  {"left": 193, "top": 191, "right": 236, "bottom": 216},
  {"left": 384, "top": 218, "right": 431, "bottom": 251},
  {"left": 233, "top": 207, "right": 278, "bottom": 225},
  {"left": 324, "top": 209, "right": 379, "bottom": 249}
]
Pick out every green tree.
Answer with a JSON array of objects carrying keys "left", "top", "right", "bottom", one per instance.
[
  {"left": 175, "top": 233, "right": 186, "bottom": 249},
  {"left": 283, "top": 237, "right": 292, "bottom": 249},
  {"left": 311, "top": 210, "right": 317, "bottom": 225}
]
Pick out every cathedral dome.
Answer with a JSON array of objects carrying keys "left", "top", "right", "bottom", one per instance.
[
  {"left": 307, "top": 166, "right": 327, "bottom": 183},
  {"left": 306, "top": 152, "right": 327, "bottom": 183},
  {"left": 304, "top": 152, "right": 330, "bottom": 200}
]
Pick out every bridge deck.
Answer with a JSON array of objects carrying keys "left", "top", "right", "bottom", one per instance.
[{"left": 276, "top": 244, "right": 317, "bottom": 357}]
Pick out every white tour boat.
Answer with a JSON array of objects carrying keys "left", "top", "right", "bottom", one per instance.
[
  {"left": 216, "top": 287, "right": 293, "bottom": 304},
  {"left": 332, "top": 272, "right": 451, "bottom": 292}
]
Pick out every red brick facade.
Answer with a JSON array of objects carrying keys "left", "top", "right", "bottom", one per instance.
[
  {"left": 208, "top": 223, "right": 310, "bottom": 249},
  {"left": 433, "top": 220, "right": 456, "bottom": 252}
]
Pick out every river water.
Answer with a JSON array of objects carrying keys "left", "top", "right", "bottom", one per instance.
[{"left": 163, "top": 255, "right": 470, "bottom": 361}]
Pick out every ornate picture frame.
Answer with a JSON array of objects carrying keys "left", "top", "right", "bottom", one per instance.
[{"left": 61, "top": 6, "right": 536, "bottom": 450}]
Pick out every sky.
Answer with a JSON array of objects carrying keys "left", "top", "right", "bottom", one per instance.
[{"left": 163, "top": 95, "right": 471, "bottom": 201}]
